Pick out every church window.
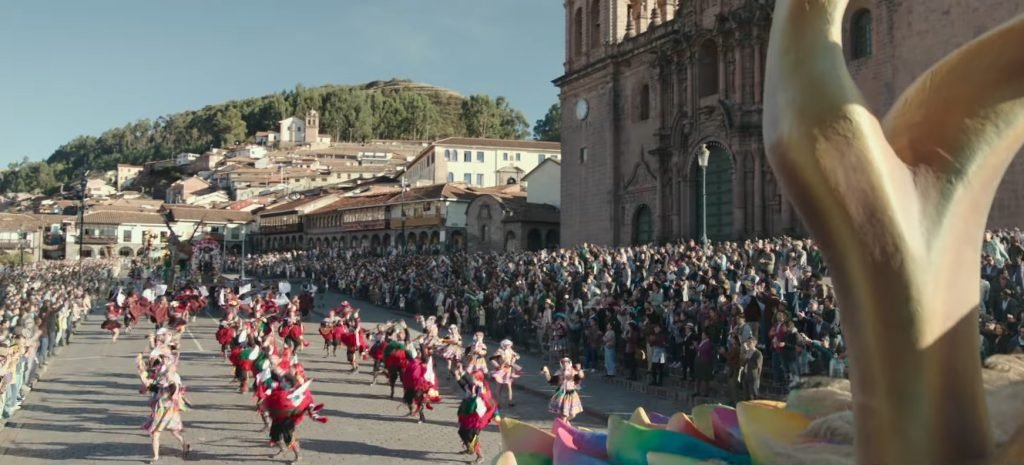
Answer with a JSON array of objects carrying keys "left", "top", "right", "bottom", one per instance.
[
  {"left": 639, "top": 84, "right": 651, "bottom": 120},
  {"left": 574, "top": 7, "right": 584, "bottom": 57},
  {"left": 589, "top": 0, "right": 601, "bottom": 50},
  {"left": 464, "top": 151, "right": 472, "bottom": 162},
  {"left": 851, "top": 9, "right": 873, "bottom": 59},
  {"left": 464, "top": 173, "right": 472, "bottom": 184},
  {"left": 444, "top": 149, "right": 451, "bottom": 161},
  {"left": 477, "top": 174, "right": 484, "bottom": 185},
  {"left": 698, "top": 40, "right": 719, "bottom": 98},
  {"left": 447, "top": 172, "right": 454, "bottom": 183},
  {"left": 579, "top": 147, "right": 588, "bottom": 164}
]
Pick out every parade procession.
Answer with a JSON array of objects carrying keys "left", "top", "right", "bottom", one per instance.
[{"left": 4, "top": 0, "right": 1024, "bottom": 464}]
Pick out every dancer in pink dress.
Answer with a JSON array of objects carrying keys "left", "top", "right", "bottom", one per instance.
[{"left": 488, "top": 339, "right": 522, "bottom": 408}]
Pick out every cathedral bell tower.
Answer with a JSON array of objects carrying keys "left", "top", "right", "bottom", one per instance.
[{"left": 305, "top": 110, "right": 320, "bottom": 144}]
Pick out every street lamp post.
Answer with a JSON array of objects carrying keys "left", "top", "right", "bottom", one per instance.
[
  {"left": 240, "top": 227, "right": 246, "bottom": 280},
  {"left": 697, "top": 144, "right": 711, "bottom": 245},
  {"left": 78, "top": 171, "right": 90, "bottom": 271},
  {"left": 400, "top": 176, "right": 408, "bottom": 254},
  {"left": 17, "top": 227, "right": 27, "bottom": 267}
]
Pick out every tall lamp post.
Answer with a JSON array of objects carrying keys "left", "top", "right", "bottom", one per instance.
[
  {"left": 17, "top": 227, "right": 28, "bottom": 267},
  {"left": 697, "top": 144, "right": 711, "bottom": 245},
  {"left": 240, "top": 227, "right": 247, "bottom": 280},
  {"left": 78, "top": 170, "right": 90, "bottom": 267},
  {"left": 400, "top": 176, "right": 408, "bottom": 254}
]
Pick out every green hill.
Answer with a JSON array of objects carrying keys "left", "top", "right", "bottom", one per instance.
[{"left": 1, "top": 79, "right": 530, "bottom": 194}]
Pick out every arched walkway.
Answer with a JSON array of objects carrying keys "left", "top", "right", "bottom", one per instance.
[
  {"left": 526, "top": 229, "right": 543, "bottom": 251},
  {"left": 545, "top": 229, "right": 559, "bottom": 249}
]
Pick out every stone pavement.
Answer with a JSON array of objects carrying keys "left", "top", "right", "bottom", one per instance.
[
  {"left": 0, "top": 298, "right": 600, "bottom": 464},
  {"left": 307, "top": 289, "right": 699, "bottom": 422}
]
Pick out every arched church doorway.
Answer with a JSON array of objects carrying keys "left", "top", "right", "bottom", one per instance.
[
  {"left": 633, "top": 205, "right": 654, "bottom": 244},
  {"left": 692, "top": 143, "right": 734, "bottom": 241}
]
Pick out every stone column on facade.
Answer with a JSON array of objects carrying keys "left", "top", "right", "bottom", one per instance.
[
  {"left": 753, "top": 38, "right": 763, "bottom": 105},
  {"left": 752, "top": 148, "right": 764, "bottom": 236},
  {"left": 780, "top": 193, "right": 793, "bottom": 234},
  {"left": 611, "top": 70, "right": 624, "bottom": 245},
  {"left": 731, "top": 149, "right": 746, "bottom": 238},
  {"left": 717, "top": 46, "right": 726, "bottom": 97},
  {"left": 733, "top": 46, "right": 742, "bottom": 101}
]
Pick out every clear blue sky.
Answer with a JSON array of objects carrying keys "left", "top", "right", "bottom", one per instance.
[{"left": 0, "top": 0, "right": 564, "bottom": 166}]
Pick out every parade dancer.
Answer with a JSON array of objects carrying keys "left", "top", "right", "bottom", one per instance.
[
  {"left": 457, "top": 371, "right": 498, "bottom": 465},
  {"left": 215, "top": 301, "right": 240, "bottom": 361},
  {"left": 400, "top": 346, "right": 427, "bottom": 423},
  {"left": 542, "top": 357, "right": 585, "bottom": 423},
  {"left": 102, "top": 301, "right": 124, "bottom": 343},
  {"left": 137, "top": 352, "right": 191, "bottom": 463},
  {"left": 367, "top": 323, "right": 389, "bottom": 385},
  {"left": 341, "top": 306, "right": 368, "bottom": 373},
  {"left": 278, "top": 306, "right": 306, "bottom": 352},
  {"left": 319, "top": 309, "right": 342, "bottom": 357},
  {"left": 466, "top": 332, "right": 488, "bottom": 373},
  {"left": 440, "top": 324, "right": 463, "bottom": 378},
  {"left": 383, "top": 326, "right": 410, "bottom": 399},
  {"left": 264, "top": 373, "right": 328, "bottom": 464},
  {"left": 489, "top": 339, "right": 522, "bottom": 408}
]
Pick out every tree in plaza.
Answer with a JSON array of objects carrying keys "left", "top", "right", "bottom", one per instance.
[
  {"left": 763, "top": 1, "right": 1024, "bottom": 464},
  {"left": 462, "top": 94, "right": 529, "bottom": 139},
  {"left": 533, "top": 102, "right": 561, "bottom": 142}
]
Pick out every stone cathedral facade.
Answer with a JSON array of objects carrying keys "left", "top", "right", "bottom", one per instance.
[{"left": 555, "top": 0, "right": 1024, "bottom": 246}]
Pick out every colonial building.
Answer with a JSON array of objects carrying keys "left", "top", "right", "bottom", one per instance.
[
  {"left": 465, "top": 189, "right": 561, "bottom": 253},
  {"left": 115, "top": 164, "right": 144, "bottom": 191},
  {"left": 255, "top": 194, "right": 339, "bottom": 251},
  {"left": 404, "top": 138, "right": 562, "bottom": 188},
  {"left": 555, "top": 0, "right": 1024, "bottom": 246},
  {"left": 166, "top": 177, "right": 214, "bottom": 204},
  {"left": 163, "top": 205, "right": 253, "bottom": 255}
]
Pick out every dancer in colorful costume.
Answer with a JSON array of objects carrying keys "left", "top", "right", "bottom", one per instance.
[
  {"left": 401, "top": 346, "right": 441, "bottom": 423},
  {"left": 489, "top": 339, "right": 522, "bottom": 408},
  {"left": 457, "top": 370, "right": 498, "bottom": 465},
  {"left": 440, "top": 324, "right": 463, "bottom": 378},
  {"left": 466, "top": 331, "right": 488, "bottom": 373},
  {"left": 136, "top": 350, "right": 190, "bottom": 463},
  {"left": 542, "top": 357, "right": 584, "bottom": 422}
]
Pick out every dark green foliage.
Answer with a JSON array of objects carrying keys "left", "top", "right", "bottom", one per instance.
[
  {"left": 0, "top": 79, "right": 530, "bottom": 194},
  {"left": 532, "top": 102, "right": 561, "bottom": 142}
]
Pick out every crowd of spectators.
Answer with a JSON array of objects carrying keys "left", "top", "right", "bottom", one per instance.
[
  {"left": 246, "top": 236, "right": 846, "bottom": 398},
  {"left": 0, "top": 260, "right": 117, "bottom": 419}
]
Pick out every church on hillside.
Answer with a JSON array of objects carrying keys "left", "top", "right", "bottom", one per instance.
[{"left": 255, "top": 110, "right": 332, "bottom": 147}]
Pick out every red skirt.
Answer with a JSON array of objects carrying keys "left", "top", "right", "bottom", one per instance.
[
  {"left": 369, "top": 342, "right": 386, "bottom": 361},
  {"left": 216, "top": 327, "right": 235, "bottom": 345},
  {"left": 342, "top": 329, "right": 368, "bottom": 351},
  {"left": 101, "top": 319, "right": 122, "bottom": 331},
  {"left": 319, "top": 326, "right": 334, "bottom": 343}
]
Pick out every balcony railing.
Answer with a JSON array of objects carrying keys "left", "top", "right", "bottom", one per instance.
[
  {"left": 0, "top": 240, "right": 31, "bottom": 250},
  {"left": 81, "top": 235, "right": 118, "bottom": 245}
]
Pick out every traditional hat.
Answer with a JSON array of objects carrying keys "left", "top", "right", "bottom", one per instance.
[{"left": 500, "top": 339, "right": 513, "bottom": 348}]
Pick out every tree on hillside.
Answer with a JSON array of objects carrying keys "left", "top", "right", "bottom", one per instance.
[
  {"left": 533, "top": 103, "right": 561, "bottom": 142},
  {"left": 209, "top": 107, "right": 247, "bottom": 147}
]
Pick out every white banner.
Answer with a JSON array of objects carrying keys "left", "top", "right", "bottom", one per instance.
[
  {"left": 198, "top": 286, "right": 209, "bottom": 297},
  {"left": 278, "top": 281, "right": 291, "bottom": 295},
  {"left": 239, "top": 284, "right": 251, "bottom": 295}
]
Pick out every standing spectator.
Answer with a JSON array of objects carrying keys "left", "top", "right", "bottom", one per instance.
[
  {"left": 602, "top": 323, "right": 616, "bottom": 377},
  {"left": 694, "top": 331, "right": 715, "bottom": 397},
  {"left": 740, "top": 337, "right": 763, "bottom": 400},
  {"left": 648, "top": 324, "right": 667, "bottom": 386}
]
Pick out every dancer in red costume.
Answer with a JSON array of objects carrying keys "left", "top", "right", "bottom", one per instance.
[
  {"left": 264, "top": 368, "right": 328, "bottom": 463},
  {"left": 340, "top": 304, "right": 368, "bottom": 373},
  {"left": 400, "top": 346, "right": 441, "bottom": 423},
  {"left": 102, "top": 301, "right": 125, "bottom": 343},
  {"left": 278, "top": 306, "right": 306, "bottom": 352},
  {"left": 318, "top": 309, "right": 342, "bottom": 357},
  {"left": 384, "top": 326, "right": 411, "bottom": 399}
]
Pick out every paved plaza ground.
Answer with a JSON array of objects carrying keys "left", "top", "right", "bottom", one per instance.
[{"left": 0, "top": 289, "right": 630, "bottom": 464}]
